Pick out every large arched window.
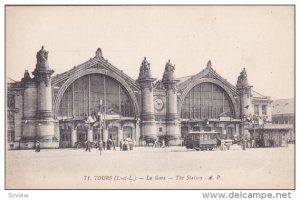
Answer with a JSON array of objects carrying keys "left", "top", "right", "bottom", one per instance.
[
  {"left": 181, "top": 82, "right": 234, "bottom": 119},
  {"left": 58, "top": 74, "right": 134, "bottom": 118}
]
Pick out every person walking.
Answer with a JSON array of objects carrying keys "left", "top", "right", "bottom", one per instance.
[
  {"left": 85, "top": 140, "right": 91, "bottom": 152},
  {"left": 99, "top": 140, "right": 103, "bottom": 155},
  {"left": 103, "top": 140, "right": 106, "bottom": 151},
  {"left": 120, "top": 140, "right": 123, "bottom": 151},
  {"left": 112, "top": 140, "right": 116, "bottom": 150},
  {"left": 35, "top": 140, "right": 40, "bottom": 152}
]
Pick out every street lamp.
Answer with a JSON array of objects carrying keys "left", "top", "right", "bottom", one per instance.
[
  {"left": 241, "top": 115, "right": 246, "bottom": 150},
  {"left": 99, "top": 99, "right": 103, "bottom": 141}
]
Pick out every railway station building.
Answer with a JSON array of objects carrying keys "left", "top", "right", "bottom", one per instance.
[{"left": 7, "top": 47, "right": 273, "bottom": 149}]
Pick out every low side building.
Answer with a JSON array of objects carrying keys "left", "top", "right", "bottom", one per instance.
[{"left": 271, "top": 98, "right": 295, "bottom": 143}]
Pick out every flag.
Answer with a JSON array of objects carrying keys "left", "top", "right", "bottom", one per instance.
[
  {"left": 87, "top": 116, "right": 95, "bottom": 123},
  {"left": 247, "top": 113, "right": 252, "bottom": 122},
  {"left": 92, "top": 113, "right": 97, "bottom": 121}
]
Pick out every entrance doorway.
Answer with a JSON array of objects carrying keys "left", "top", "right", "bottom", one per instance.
[
  {"left": 108, "top": 126, "right": 118, "bottom": 141},
  {"left": 123, "top": 126, "right": 132, "bottom": 139},
  {"left": 77, "top": 126, "right": 88, "bottom": 143},
  {"left": 60, "top": 126, "right": 72, "bottom": 148},
  {"left": 181, "top": 126, "right": 189, "bottom": 139}
]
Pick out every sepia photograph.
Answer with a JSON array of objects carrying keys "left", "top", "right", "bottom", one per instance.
[{"left": 5, "top": 5, "right": 295, "bottom": 190}]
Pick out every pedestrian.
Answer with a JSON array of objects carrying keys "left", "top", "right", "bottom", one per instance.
[
  {"left": 120, "top": 140, "right": 123, "bottom": 151},
  {"left": 95, "top": 140, "right": 99, "bottom": 149},
  {"left": 85, "top": 140, "right": 91, "bottom": 152},
  {"left": 35, "top": 140, "right": 40, "bottom": 152},
  {"left": 107, "top": 139, "right": 110, "bottom": 150},
  {"left": 251, "top": 138, "right": 255, "bottom": 148},
  {"left": 161, "top": 139, "right": 165, "bottom": 148},
  {"left": 99, "top": 140, "right": 103, "bottom": 155},
  {"left": 103, "top": 140, "right": 106, "bottom": 151},
  {"left": 112, "top": 140, "right": 116, "bottom": 150}
]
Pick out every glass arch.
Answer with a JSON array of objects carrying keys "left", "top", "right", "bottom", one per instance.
[
  {"left": 58, "top": 74, "right": 134, "bottom": 118},
  {"left": 181, "top": 82, "right": 234, "bottom": 119}
]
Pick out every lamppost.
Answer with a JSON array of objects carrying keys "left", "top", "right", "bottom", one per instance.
[
  {"left": 241, "top": 114, "right": 247, "bottom": 150},
  {"left": 99, "top": 98, "right": 103, "bottom": 141}
]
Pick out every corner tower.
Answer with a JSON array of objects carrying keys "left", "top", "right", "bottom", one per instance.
[
  {"left": 32, "top": 46, "right": 59, "bottom": 148},
  {"left": 236, "top": 68, "right": 252, "bottom": 118},
  {"left": 137, "top": 57, "right": 157, "bottom": 140}
]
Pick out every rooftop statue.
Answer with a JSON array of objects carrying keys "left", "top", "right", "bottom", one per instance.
[
  {"left": 236, "top": 68, "right": 249, "bottom": 88},
  {"left": 37, "top": 46, "right": 48, "bottom": 62},
  {"left": 162, "top": 59, "right": 175, "bottom": 81},
  {"left": 138, "top": 57, "right": 153, "bottom": 80},
  {"left": 36, "top": 46, "right": 50, "bottom": 69},
  {"left": 21, "top": 70, "right": 32, "bottom": 82}
]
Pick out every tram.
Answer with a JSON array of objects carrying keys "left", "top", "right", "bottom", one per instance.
[{"left": 184, "top": 131, "right": 221, "bottom": 151}]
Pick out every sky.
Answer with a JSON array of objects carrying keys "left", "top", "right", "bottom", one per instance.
[{"left": 6, "top": 6, "right": 294, "bottom": 99}]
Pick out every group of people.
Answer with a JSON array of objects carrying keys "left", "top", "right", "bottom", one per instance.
[
  {"left": 119, "top": 139, "right": 134, "bottom": 151},
  {"left": 84, "top": 139, "right": 117, "bottom": 153},
  {"left": 149, "top": 138, "right": 169, "bottom": 148},
  {"left": 84, "top": 139, "right": 136, "bottom": 154}
]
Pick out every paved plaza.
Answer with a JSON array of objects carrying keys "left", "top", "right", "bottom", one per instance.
[{"left": 6, "top": 145, "right": 294, "bottom": 189}]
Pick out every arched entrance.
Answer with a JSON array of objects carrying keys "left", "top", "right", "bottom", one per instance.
[
  {"left": 77, "top": 125, "right": 88, "bottom": 144},
  {"left": 181, "top": 126, "right": 189, "bottom": 139},
  {"left": 108, "top": 126, "right": 118, "bottom": 141},
  {"left": 93, "top": 124, "right": 103, "bottom": 141},
  {"left": 60, "top": 126, "right": 72, "bottom": 148}
]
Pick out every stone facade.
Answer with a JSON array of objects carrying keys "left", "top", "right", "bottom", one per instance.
[{"left": 7, "top": 47, "right": 273, "bottom": 149}]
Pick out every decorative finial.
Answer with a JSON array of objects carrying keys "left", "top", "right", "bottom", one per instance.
[
  {"left": 207, "top": 60, "right": 212, "bottom": 68},
  {"left": 95, "top": 48, "right": 102, "bottom": 58}
]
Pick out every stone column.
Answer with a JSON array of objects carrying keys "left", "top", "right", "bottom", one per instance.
[
  {"left": 137, "top": 57, "right": 157, "bottom": 140},
  {"left": 162, "top": 60, "right": 180, "bottom": 145},
  {"left": 32, "top": 46, "right": 58, "bottom": 148}
]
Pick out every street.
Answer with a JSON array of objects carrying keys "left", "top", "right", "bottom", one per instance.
[{"left": 6, "top": 145, "right": 294, "bottom": 189}]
